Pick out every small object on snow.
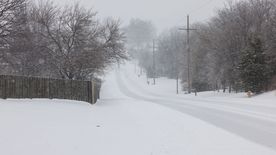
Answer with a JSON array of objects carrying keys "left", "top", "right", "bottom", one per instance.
[
  {"left": 247, "top": 91, "right": 253, "bottom": 98},
  {"left": 96, "top": 125, "right": 100, "bottom": 128}
]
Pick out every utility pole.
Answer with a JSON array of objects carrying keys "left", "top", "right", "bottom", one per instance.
[
  {"left": 152, "top": 40, "right": 156, "bottom": 85},
  {"left": 175, "top": 53, "right": 179, "bottom": 94},
  {"left": 179, "top": 15, "right": 196, "bottom": 94},
  {"left": 176, "top": 73, "right": 179, "bottom": 94}
]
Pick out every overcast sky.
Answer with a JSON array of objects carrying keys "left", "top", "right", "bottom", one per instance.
[{"left": 54, "top": 0, "right": 227, "bottom": 32}]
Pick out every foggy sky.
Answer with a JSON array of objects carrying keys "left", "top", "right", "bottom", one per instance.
[{"left": 54, "top": 0, "right": 227, "bottom": 32}]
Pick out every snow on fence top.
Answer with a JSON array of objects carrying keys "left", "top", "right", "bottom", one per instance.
[{"left": 0, "top": 75, "right": 100, "bottom": 104}]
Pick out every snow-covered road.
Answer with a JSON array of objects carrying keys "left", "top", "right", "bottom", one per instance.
[{"left": 115, "top": 63, "right": 276, "bottom": 151}]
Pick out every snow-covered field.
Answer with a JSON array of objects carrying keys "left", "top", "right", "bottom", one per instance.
[{"left": 0, "top": 62, "right": 275, "bottom": 155}]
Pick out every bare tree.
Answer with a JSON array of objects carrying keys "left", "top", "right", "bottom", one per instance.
[
  {"left": 124, "top": 18, "right": 156, "bottom": 76},
  {"left": 156, "top": 28, "right": 184, "bottom": 79},
  {"left": 156, "top": 0, "right": 276, "bottom": 92},
  {"left": 0, "top": 0, "right": 25, "bottom": 41},
  {"left": 29, "top": 1, "right": 127, "bottom": 80}
]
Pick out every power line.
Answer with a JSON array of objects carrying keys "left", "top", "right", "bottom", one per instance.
[
  {"left": 188, "top": 0, "right": 215, "bottom": 15},
  {"left": 174, "top": 0, "right": 215, "bottom": 28}
]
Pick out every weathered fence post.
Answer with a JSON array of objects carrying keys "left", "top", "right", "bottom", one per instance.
[
  {"left": 3, "top": 77, "right": 7, "bottom": 99},
  {"left": 92, "top": 80, "right": 95, "bottom": 104}
]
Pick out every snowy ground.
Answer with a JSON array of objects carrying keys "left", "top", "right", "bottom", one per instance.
[{"left": 0, "top": 62, "right": 275, "bottom": 155}]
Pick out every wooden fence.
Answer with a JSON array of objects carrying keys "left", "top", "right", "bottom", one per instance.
[{"left": 0, "top": 75, "right": 101, "bottom": 104}]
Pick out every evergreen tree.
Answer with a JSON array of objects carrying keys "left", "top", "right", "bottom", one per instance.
[{"left": 238, "top": 36, "right": 269, "bottom": 94}]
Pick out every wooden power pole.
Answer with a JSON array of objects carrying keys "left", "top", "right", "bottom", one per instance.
[
  {"left": 152, "top": 40, "right": 156, "bottom": 85},
  {"left": 176, "top": 73, "right": 179, "bottom": 94},
  {"left": 179, "top": 15, "right": 196, "bottom": 94}
]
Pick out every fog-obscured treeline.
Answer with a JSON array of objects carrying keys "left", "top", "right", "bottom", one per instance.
[
  {"left": 0, "top": 0, "right": 127, "bottom": 80},
  {"left": 125, "top": 0, "right": 276, "bottom": 94}
]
